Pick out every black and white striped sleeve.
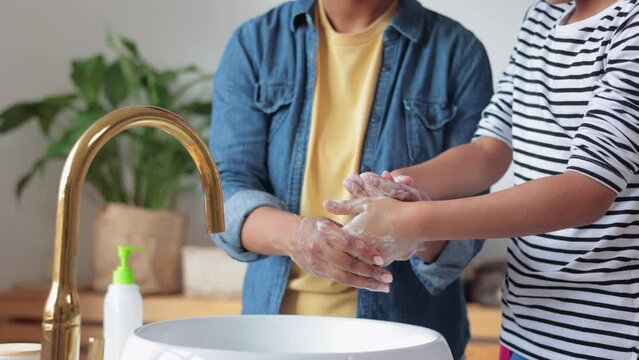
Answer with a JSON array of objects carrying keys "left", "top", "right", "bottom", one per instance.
[
  {"left": 472, "top": 3, "right": 539, "bottom": 148},
  {"left": 473, "top": 52, "right": 516, "bottom": 148},
  {"left": 566, "top": 6, "right": 639, "bottom": 193}
]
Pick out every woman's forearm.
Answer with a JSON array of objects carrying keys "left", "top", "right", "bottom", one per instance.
[
  {"left": 400, "top": 172, "right": 617, "bottom": 241},
  {"left": 241, "top": 207, "right": 297, "bottom": 256},
  {"left": 393, "top": 137, "right": 512, "bottom": 200}
]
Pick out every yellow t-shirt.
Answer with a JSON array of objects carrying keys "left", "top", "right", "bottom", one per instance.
[{"left": 279, "top": 0, "right": 398, "bottom": 317}]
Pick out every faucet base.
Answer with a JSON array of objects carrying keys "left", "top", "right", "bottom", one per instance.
[{"left": 42, "top": 322, "right": 80, "bottom": 360}]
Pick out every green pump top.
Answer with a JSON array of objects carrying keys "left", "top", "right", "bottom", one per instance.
[{"left": 112, "top": 246, "right": 144, "bottom": 285}]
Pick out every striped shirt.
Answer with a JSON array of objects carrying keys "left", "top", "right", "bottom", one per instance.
[{"left": 474, "top": 1, "right": 639, "bottom": 359}]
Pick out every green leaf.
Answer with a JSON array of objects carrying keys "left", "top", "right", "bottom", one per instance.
[
  {"left": 34, "top": 94, "right": 77, "bottom": 135},
  {"left": 106, "top": 32, "right": 117, "bottom": 50},
  {"left": 15, "top": 159, "right": 45, "bottom": 198},
  {"left": 117, "top": 56, "right": 142, "bottom": 103},
  {"left": 90, "top": 141, "right": 128, "bottom": 203},
  {"left": 104, "top": 62, "right": 128, "bottom": 108},
  {"left": 71, "top": 55, "right": 107, "bottom": 106},
  {"left": 85, "top": 163, "right": 110, "bottom": 202},
  {"left": 0, "top": 94, "right": 76, "bottom": 135},
  {"left": 45, "top": 111, "right": 104, "bottom": 159},
  {"left": 142, "top": 64, "right": 160, "bottom": 106},
  {"left": 121, "top": 36, "right": 140, "bottom": 58},
  {"left": 107, "top": 34, "right": 140, "bottom": 60},
  {"left": 0, "top": 102, "right": 37, "bottom": 133},
  {"left": 16, "top": 172, "right": 32, "bottom": 199},
  {"left": 178, "top": 101, "right": 212, "bottom": 116},
  {"left": 15, "top": 110, "right": 105, "bottom": 198}
]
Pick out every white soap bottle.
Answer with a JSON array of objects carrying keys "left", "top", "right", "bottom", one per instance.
[{"left": 103, "top": 246, "right": 144, "bottom": 360}]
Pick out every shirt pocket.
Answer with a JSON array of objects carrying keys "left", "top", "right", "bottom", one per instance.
[
  {"left": 254, "top": 82, "right": 294, "bottom": 142},
  {"left": 403, "top": 98, "right": 457, "bottom": 163}
]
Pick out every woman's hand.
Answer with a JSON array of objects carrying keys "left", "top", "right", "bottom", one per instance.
[
  {"left": 287, "top": 216, "right": 393, "bottom": 292},
  {"left": 341, "top": 172, "right": 446, "bottom": 263}
]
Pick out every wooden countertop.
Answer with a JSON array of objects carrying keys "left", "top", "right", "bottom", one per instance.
[
  {"left": 0, "top": 290, "right": 242, "bottom": 323},
  {"left": 0, "top": 289, "right": 242, "bottom": 358}
]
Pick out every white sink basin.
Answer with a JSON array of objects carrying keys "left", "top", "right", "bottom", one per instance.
[{"left": 121, "top": 315, "right": 452, "bottom": 360}]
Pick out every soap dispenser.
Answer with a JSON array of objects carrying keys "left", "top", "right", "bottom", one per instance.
[{"left": 103, "top": 246, "right": 144, "bottom": 360}]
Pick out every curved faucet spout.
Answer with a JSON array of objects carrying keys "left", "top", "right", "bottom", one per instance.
[{"left": 42, "top": 106, "right": 225, "bottom": 360}]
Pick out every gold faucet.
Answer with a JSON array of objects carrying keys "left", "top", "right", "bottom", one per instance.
[{"left": 41, "top": 106, "right": 225, "bottom": 360}]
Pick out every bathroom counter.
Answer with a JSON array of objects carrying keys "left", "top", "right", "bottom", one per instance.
[
  {"left": 0, "top": 288, "right": 500, "bottom": 359},
  {"left": 0, "top": 288, "right": 242, "bottom": 358}
]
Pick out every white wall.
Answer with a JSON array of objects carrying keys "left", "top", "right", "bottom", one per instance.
[{"left": 0, "top": 0, "right": 529, "bottom": 290}]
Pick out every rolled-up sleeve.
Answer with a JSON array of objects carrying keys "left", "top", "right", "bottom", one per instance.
[
  {"left": 472, "top": 50, "right": 515, "bottom": 147},
  {"left": 472, "top": 5, "right": 540, "bottom": 149},
  {"left": 209, "top": 26, "right": 283, "bottom": 262},
  {"left": 213, "top": 190, "right": 285, "bottom": 262},
  {"left": 410, "top": 240, "right": 483, "bottom": 295},
  {"left": 566, "top": 12, "right": 639, "bottom": 194}
]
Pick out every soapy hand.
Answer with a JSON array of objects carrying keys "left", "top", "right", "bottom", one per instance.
[
  {"left": 341, "top": 172, "right": 445, "bottom": 263},
  {"left": 324, "top": 197, "right": 420, "bottom": 266},
  {"left": 288, "top": 216, "right": 393, "bottom": 292},
  {"left": 343, "top": 171, "right": 429, "bottom": 201}
]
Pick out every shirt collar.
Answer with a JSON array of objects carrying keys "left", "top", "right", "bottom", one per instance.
[
  {"left": 290, "top": 0, "right": 315, "bottom": 31},
  {"left": 290, "top": 0, "right": 425, "bottom": 43}
]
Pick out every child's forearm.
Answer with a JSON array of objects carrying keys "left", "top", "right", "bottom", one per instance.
[
  {"left": 392, "top": 137, "right": 512, "bottom": 200},
  {"left": 401, "top": 172, "right": 617, "bottom": 241}
]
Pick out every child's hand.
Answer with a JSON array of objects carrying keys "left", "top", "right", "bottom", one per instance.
[
  {"left": 343, "top": 171, "right": 430, "bottom": 201},
  {"left": 341, "top": 172, "right": 445, "bottom": 263},
  {"left": 324, "top": 197, "right": 420, "bottom": 265}
]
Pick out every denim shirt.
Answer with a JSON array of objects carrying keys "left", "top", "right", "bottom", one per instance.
[{"left": 210, "top": 0, "right": 492, "bottom": 358}]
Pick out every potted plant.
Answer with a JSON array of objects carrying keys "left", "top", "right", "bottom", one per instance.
[{"left": 0, "top": 35, "right": 213, "bottom": 294}]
